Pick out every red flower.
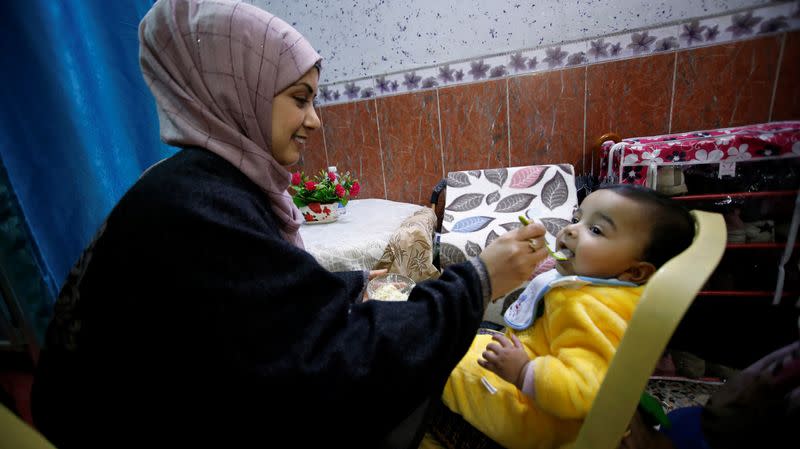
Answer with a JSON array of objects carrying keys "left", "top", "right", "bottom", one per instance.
[
  {"left": 308, "top": 202, "right": 322, "bottom": 213},
  {"left": 304, "top": 181, "right": 316, "bottom": 191},
  {"left": 350, "top": 181, "right": 361, "bottom": 197},
  {"left": 328, "top": 171, "right": 337, "bottom": 182},
  {"left": 291, "top": 172, "right": 302, "bottom": 185},
  {"left": 335, "top": 184, "right": 346, "bottom": 198}
]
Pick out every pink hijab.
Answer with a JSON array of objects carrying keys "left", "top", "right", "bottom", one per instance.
[{"left": 139, "top": 0, "right": 320, "bottom": 248}]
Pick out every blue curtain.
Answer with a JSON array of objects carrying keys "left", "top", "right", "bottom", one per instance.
[{"left": 0, "top": 0, "right": 174, "bottom": 340}]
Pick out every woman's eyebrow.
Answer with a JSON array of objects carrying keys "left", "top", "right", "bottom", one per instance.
[{"left": 294, "top": 82, "right": 315, "bottom": 95}]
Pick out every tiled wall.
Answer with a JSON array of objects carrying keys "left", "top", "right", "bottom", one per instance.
[
  {"left": 300, "top": 30, "right": 800, "bottom": 206},
  {"left": 251, "top": 0, "right": 772, "bottom": 84}
]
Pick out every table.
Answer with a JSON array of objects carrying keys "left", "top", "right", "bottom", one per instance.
[{"left": 298, "top": 198, "right": 424, "bottom": 272}]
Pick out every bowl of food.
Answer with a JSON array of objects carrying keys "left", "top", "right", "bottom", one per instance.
[{"left": 366, "top": 273, "right": 416, "bottom": 302}]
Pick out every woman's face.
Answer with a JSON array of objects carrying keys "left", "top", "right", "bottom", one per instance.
[{"left": 271, "top": 68, "right": 321, "bottom": 166}]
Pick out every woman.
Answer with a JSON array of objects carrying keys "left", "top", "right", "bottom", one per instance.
[{"left": 31, "top": 1, "right": 547, "bottom": 447}]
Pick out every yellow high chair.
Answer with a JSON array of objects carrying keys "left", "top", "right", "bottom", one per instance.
[
  {"left": 571, "top": 210, "right": 726, "bottom": 449},
  {"left": 421, "top": 209, "right": 726, "bottom": 449},
  {"left": 0, "top": 404, "right": 55, "bottom": 449}
]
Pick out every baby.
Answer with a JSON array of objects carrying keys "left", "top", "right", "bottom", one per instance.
[{"left": 433, "top": 184, "right": 695, "bottom": 449}]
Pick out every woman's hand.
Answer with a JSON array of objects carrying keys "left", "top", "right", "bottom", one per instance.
[
  {"left": 368, "top": 269, "right": 388, "bottom": 280},
  {"left": 478, "top": 333, "right": 530, "bottom": 389},
  {"left": 362, "top": 269, "right": 389, "bottom": 301},
  {"left": 479, "top": 222, "right": 547, "bottom": 300}
]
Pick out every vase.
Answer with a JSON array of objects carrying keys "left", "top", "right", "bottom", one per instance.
[{"left": 299, "top": 202, "right": 338, "bottom": 224}]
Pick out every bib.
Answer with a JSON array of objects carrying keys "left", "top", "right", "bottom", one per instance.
[{"left": 503, "top": 269, "right": 637, "bottom": 330}]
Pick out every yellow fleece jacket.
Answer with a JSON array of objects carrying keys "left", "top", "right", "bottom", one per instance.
[{"left": 441, "top": 284, "right": 644, "bottom": 449}]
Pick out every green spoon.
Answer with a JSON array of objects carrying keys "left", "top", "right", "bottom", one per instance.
[{"left": 518, "top": 215, "right": 568, "bottom": 261}]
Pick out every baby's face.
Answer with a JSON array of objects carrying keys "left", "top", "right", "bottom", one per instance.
[{"left": 553, "top": 190, "right": 652, "bottom": 279}]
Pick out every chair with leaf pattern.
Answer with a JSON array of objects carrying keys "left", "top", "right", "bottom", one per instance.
[{"left": 431, "top": 164, "right": 578, "bottom": 300}]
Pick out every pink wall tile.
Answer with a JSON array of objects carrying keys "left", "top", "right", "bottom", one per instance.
[
  {"left": 437, "top": 80, "right": 510, "bottom": 173},
  {"left": 672, "top": 35, "right": 781, "bottom": 133},
  {"left": 586, "top": 53, "right": 674, "bottom": 174},
  {"left": 772, "top": 31, "right": 800, "bottom": 121},
  {"left": 376, "top": 91, "right": 443, "bottom": 205},
  {"left": 313, "top": 31, "right": 794, "bottom": 199},
  {"left": 320, "top": 100, "right": 386, "bottom": 199},
  {"left": 508, "top": 68, "right": 586, "bottom": 173}
]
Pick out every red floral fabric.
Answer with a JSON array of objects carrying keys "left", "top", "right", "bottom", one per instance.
[{"left": 599, "top": 121, "right": 800, "bottom": 185}]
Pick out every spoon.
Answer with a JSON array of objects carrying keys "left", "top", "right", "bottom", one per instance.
[{"left": 518, "top": 215, "right": 569, "bottom": 261}]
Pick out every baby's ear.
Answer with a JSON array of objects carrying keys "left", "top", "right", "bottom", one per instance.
[{"left": 618, "top": 261, "right": 656, "bottom": 284}]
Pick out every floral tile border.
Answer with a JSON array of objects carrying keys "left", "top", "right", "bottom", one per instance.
[
  {"left": 317, "top": 1, "right": 800, "bottom": 106},
  {"left": 679, "top": 1, "right": 800, "bottom": 50}
]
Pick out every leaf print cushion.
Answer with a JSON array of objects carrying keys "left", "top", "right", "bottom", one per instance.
[{"left": 439, "top": 164, "right": 577, "bottom": 271}]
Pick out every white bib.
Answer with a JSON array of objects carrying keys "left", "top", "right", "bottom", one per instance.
[{"left": 503, "top": 269, "right": 637, "bottom": 330}]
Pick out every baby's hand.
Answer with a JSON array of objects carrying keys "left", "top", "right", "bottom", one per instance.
[{"left": 478, "top": 333, "right": 530, "bottom": 388}]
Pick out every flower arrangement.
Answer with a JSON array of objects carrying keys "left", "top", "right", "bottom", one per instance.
[{"left": 290, "top": 169, "right": 361, "bottom": 208}]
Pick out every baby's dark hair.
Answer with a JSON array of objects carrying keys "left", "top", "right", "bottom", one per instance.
[{"left": 596, "top": 184, "right": 695, "bottom": 268}]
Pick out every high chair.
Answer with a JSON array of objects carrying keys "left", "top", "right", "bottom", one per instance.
[
  {"left": 423, "top": 210, "right": 726, "bottom": 449},
  {"left": 571, "top": 209, "right": 726, "bottom": 449},
  {"left": 0, "top": 404, "right": 55, "bottom": 449}
]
